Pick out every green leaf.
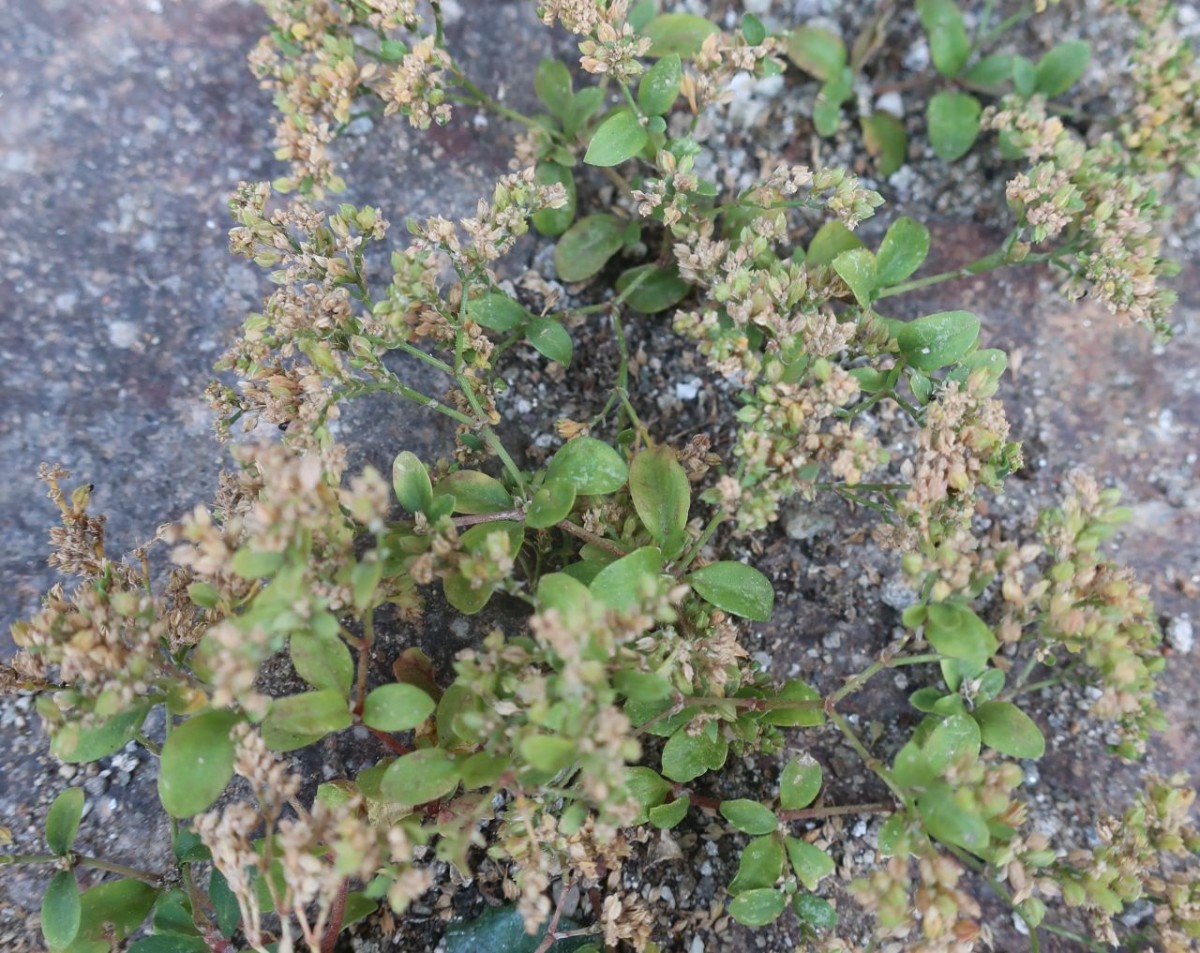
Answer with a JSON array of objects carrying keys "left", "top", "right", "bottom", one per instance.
[
  {"left": 728, "top": 834, "right": 785, "bottom": 893},
  {"left": 459, "top": 751, "right": 508, "bottom": 790},
  {"left": 563, "top": 87, "right": 604, "bottom": 139},
  {"left": 832, "top": 248, "right": 877, "bottom": 307},
  {"left": 761, "top": 679, "right": 824, "bottom": 727},
  {"left": 627, "top": 766, "right": 673, "bottom": 824},
  {"left": 380, "top": 748, "right": 461, "bottom": 805},
  {"left": 638, "top": 53, "right": 682, "bottom": 116},
  {"left": 554, "top": 214, "right": 626, "bottom": 282},
  {"left": 444, "top": 904, "right": 591, "bottom": 953},
  {"left": 924, "top": 713, "right": 981, "bottom": 773},
  {"left": 158, "top": 711, "right": 241, "bottom": 818},
  {"left": 927, "top": 91, "right": 982, "bottom": 162},
  {"left": 897, "top": 310, "right": 981, "bottom": 371},
  {"left": 924, "top": 601, "right": 997, "bottom": 670},
  {"left": 467, "top": 292, "right": 528, "bottom": 333},
  {"left": 442, "top": 571, "right": 496, "bottom": 615},
  {"left": 519, "top": 734, "right": 578, "bottom": 773},
  {"left": 918, "top": 782, "right": 990, "bottom": 851},
  {"left": 1012, "top": 55, "right": 1037, "bottom": 98},
  {"left": 687, "top": 561, "right": 774, "bottom": 621},
  {"left": 526, "top": 479, "right": 576, "bottom": 529},
  {"left": 290, "top": 627, "right": 353, "bottom": 699},
  {"left": 974, "top": 701, "right": 1046, "bottom": 759},
  {"left": 209, "top": 868, "right": 239, "bottom": 938},
  {"left": 629, "top": 446, "right": 690, "bottom": 545},
  {"left": 129, "top": 939, "right": 211, "bottom": 953},
  {"left": 444, "top": 904, "right": 592, "bottom": 953},
  {"left": 613, "top": 668, "right": 674, "bottom": 702},
  {"left": 661, "top": 727, "right": 728, "bottom": 782},
  {"left": 616, "top": 264, "right": 690, "bottom": 313},
  {"left": 150, "top": 888, "right": 201, "bottom": 937},
  {"left": 42, "top": 871, "right": 81, "bottom": 950},
  {"left": 229, "top": 548, "right": 283, "bottom": 580},
  {"left": 392, "top": 451, "right": 433, "bottom": 514},
  {"left": 917, "top": 0, "right": 970, "bottom": 78},
  {"left": 727, "top": 889, "right": 787, "bottom": 927},
  {"left": 547, "top": 436, "right": 628, "bottom": 495},
  {"left": 779, "top": 756, "right": 823, "bottom": 810},
  {"left": 786, "top": 838, "right": 836, "bottom": 890},
  {"left": 876, "top": 217, "right": 931, "bottom": 287},
  {"left": 186, "top": 581, "right": 219, "bottom": 609},
  {"left": 45, "top": 788, "right": 85, "bottom": 856},
  {"left": 535, "top": 571, "right": 592, "bottom": 619},
  {"left": 531, "top": 162, "right": 577, "bottom": 237},
  {"left": 1035, "top": 40, "right": 1090, "bottom": 97},
  {"left": 434, "top": 471, "right": 513, "bottom": 515},
  {"left": 642, "top": 13, "right": 720, "bottom": 58},
  {"left": 786, "top": 27, "right": 846, "bottom": 81},
  {"left": 534, "top": 58, "right": 573, "bottom": 119},
  {"left": 648, "top": 796, "right": 690, "bottom": 829},
  {"left": 525, "top": 317, "right": 573, "bottom": 366},
  {"left": 720, "top": 799, "right": 779, "bottom": 835},
  {"left": 963, "top": 53, "right": 1016, "bottom": 91},
  {"left": 261, "top": 690, "right": 352, "bottom": 752},
  {"left": 861, "top": 111, "right": 907, "bottom": 177},
  {"left": 947, "top": 347, "right": 1008, "bottom": 396},
  {"left": 742, "top": 12, "right": 767, "bottom": 45},
  {"left": 67, "top": 879, "right": 158, "bottom": 952},
  {"left": 793, "top": 892, "right": 838, "bottom": 930},
  {"left": 813, "top": 71, "right": 853, "bottom": 136},
  {"left": 877, "top": 814, "right": 911, "bottom": 857},
  {"left": 362, "top": 684, "right": 436, "bottom": 733},
  {"left": 584, "top": 110, "right": 647, "bottom": 168},
  {"left": 590, "top": 546, "right": 663, "bottom": 611},
  {"left": 806, "top": 220, "right": 865, "bottom": 267}
]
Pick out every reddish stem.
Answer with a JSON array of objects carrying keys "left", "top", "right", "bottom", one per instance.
[{"left": 319, "top": 879, "right": 349, "bottom": 953}]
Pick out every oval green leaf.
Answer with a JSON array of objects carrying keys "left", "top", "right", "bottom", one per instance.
[
  {"left": 642, "top": 13, "right": 720, "bottom": 57},
  {"left": 616, "top": 264, "right": 690, "bottom": 313},
  {"left": 553, "top": 214, "right": 626, "bottom": 283},
  {"left": 467, "top": 292, "right": 528, "bottom": 333},
  {"left": 380, "top": 748, "right": 461, "bottom": 805},
  {"left": 590, "top": 546, "right": 663, "bottom": 611},
  {"left": 290, "top": 627, "right": 354, "bottom": 699},
  {"left": 261, "top": 690, "right": 352, "bottom": 752},
  {"left": 158, "top": 711, "right": 241, "bottom": 818},
  {"left": 720, "top": 799, "right": 779, "bottom": 835},
  {"left": 1035, "top": 40, "right": 1090, "bottom": 98},
  {"left": 525, "top": 317, "right": 573, "bottom": 366},
  {"left": 45, "top": 787, "right": 85, "bottom": 857},
  {"left": 727, "top": 888, "right": 787, "bottom": 927},
  {"left": 786, "top": 837, "right": 835, "bottom": 890},
  {"left": 927, "top": 91, "right": 982, "bottom": 162},
  {"left": 661, "top": 727, "right": 728, "bottom": 782},
  {"left": 687, "top": 561, "right": 774, "bottom": 621},
  {"left": 531, "top": 162, "right": 576, "bottom": 237},
  {"left": 584, "top": 110, "right": 647, "bottom": 168},
  {"left": 897, "top": 310, "right": 981, "bottom": 371},
  {"left": 525, "top": 478, "right": 577, "bottom": 529},
  {"left": 547, "top": 436, "right": 628, "bottom": 495},
  {"left": 637, "top": 53, "right": 682, "bottom": 116},
  {"left": 42, "top": 871, "right": 81, "bottom": 950},
  {"left": 392, "top": 451, "right": 433, "bottom": 514},
  {"left": 629, "top": 446, "right": 690, "bottom": 545},
  {"left": 779, "top": 755, "right": 823, "bottom": 810},
  {"left": 363, "top": 683, "right": 436, "bottom": 733},
  {"left": 876, "top": 216, "right": 931, "bottom": 287},
  {"left": 974, "top": 701, "right": 1046, "bottom": 759}
]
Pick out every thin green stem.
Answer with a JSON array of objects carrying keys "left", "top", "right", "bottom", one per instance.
[
  {"left": 874, "top": 248, "right": 1013, "bottom": 300},
  {"left": 79, "top": 855, "right": 163, "bottom": 886},
  {"left": 829, "top": 709, "right": 911, "bottom": 809},
  {"left": 452, "top": 68, "right": 542, "bottom": 131}
]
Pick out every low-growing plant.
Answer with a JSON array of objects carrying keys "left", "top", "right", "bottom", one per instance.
[{"left": 3, "top": 1, "right": 1198, "bottom": 952}]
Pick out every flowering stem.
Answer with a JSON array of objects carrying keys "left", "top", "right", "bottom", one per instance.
[{"left": 554, "top": 519, "right": 630, "bottom": 557}]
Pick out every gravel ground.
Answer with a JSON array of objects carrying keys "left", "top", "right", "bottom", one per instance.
[{"left": 1, "top": 1, "right": 1197, "bottom": 951}]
